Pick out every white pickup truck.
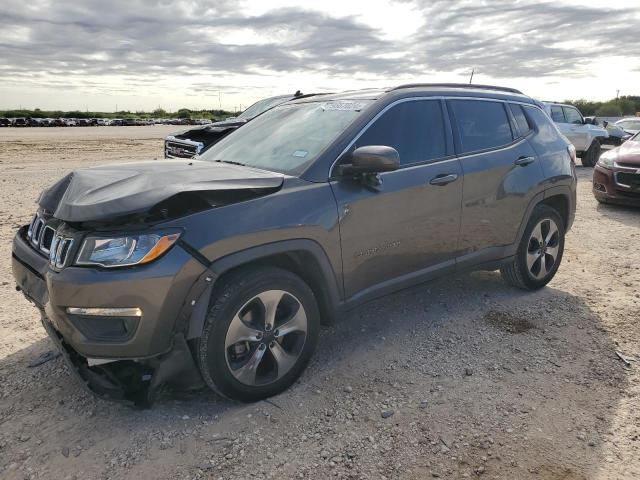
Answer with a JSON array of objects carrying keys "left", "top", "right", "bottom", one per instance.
[{"left": 541, "top": 102, "right": 609, "bottom": 167}]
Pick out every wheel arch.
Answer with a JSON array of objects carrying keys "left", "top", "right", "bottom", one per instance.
[{"left": 185, "top": 240, "right": 342, "bottom": 340}]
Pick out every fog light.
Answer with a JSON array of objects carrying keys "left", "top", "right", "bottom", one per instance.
[
  {"left": 593, "top": 182, "right": 606, "bottom": 192},
  {"left": 66, "top": 307, "right": 142, "bottom": 317}
]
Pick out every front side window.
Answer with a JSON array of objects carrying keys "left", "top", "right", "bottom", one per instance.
[
  {"left": 199, "top": 100, "right": 371, "bottom": 175},
  {"left": 354, "top": 100, "right": 446, "bottom": 165},
  {"left": 563, "top": 107, "right": 583, "bottom": 125},
  {"left": 550, "top": 105, "right": 565, "bottom": 123},
  {"left": 449, "top": 100, "right": 513, "bottom": 154}
]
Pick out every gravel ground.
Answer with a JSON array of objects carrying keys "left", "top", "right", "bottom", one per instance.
[{"left": 0, "top": 127, "right": 638, "bottom": 480}]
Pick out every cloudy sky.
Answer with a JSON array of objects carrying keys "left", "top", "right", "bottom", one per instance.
[{"left": 2, "top": 0, "right": 639, "bottom": 112}]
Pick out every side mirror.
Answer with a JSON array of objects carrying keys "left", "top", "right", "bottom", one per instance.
[
  {"left": 603, "top": 120, "right": 609, "bottom": 128},
  {"left": 337, "top": 145, "right": 400, "bottom": 176}
]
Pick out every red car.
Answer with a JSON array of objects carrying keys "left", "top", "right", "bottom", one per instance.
[{"left": 593, "top": 132, "right": 640, "bottom": 206}]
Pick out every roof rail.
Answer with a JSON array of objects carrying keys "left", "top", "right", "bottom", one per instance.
[{"left": 391, "top": 83, "right": 523, "bottom": 95}]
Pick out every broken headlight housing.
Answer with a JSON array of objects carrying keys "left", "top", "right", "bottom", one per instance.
[{"left": 76, "top": 231, "right": 181, "bottom": 268}]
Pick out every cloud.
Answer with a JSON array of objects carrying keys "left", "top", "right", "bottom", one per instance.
[{"left": 0, "top": 0, "right": 638, "bottom": 102}]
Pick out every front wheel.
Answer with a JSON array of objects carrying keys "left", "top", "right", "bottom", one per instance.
[
  {"left": 195, "top": 267, "right": 320, "bottom": 402},
  {"left": 501, "top": 205, "right": 565, "bottom": 290}
]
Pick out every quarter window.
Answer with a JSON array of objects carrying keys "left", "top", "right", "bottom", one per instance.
[
  {"left": 550, "top": 105, "right": 565, "bottom": 123},
  {"left": 449, "top": 100, "right": 513, "bottom": 154},
  {"left": 354, "top": 100, "right": 446, "bottom": 165},
  {"left": 563, "top": 107, "right": 583, "bottom": 125},
  {"left": 510, "top": 104, "right": 532, "bottom": 137}
]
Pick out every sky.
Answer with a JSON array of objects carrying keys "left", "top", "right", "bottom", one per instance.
[{"left": 1, "top": 0, "right": 639, "bottom": 112}]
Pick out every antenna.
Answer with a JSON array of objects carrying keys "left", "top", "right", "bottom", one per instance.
[{"left": 469, "top": 69, "right": 475, "bottom": 84}]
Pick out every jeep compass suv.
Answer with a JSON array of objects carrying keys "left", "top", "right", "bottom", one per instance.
[{"left": 12, "top": 84, "right": 577, "bottom": 405}]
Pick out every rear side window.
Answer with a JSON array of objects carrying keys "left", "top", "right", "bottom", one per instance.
[
  {"left": 550, "top": 105, "right": 565, "bottom": 123},
  {"left": 562, "top": 107, "right": 583, "bottom": 125},
  {"left": 449, "top": 100, "right": 513, "bottom": 154},
  {"left": 510, "top": 104, "right": 532, "bottom": 137},
  {"left": 355, "top": 100, "right": 446, "bottom": 165},
  {"left": 523, "top": 106, "right": 562, "bottom": 144}
]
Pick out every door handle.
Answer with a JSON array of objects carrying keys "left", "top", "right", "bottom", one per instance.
[
  {"left": 515, "top": 156, "right": 535, "bottom": 167},
  {"left": 429, "top": 173, "right": 458, "bottom": 186}
]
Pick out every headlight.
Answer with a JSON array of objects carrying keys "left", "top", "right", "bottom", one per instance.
[
  {"left": 76, "top": 231, "right": 180, "bottom": 268},
  {"left": 597, "top": 152, "right": 615, "bottom": 169}
]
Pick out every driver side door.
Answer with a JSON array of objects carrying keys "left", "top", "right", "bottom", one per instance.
[{"left": 330, "top": 99, "right": 463, "bottom": 301}]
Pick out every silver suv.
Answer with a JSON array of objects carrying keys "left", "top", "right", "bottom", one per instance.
[{"left": 541, "top": 102, "right": 608, "bottom": 166}]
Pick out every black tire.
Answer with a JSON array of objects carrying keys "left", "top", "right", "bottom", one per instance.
[
  {"left": 581, "top": 139, "right": 601, "bottom": 167},
  {"left": 500, "top": 205, "right": 565, "bottom": 290},
  {"left": 195, "top": 266, "right": 320, "bottom": 402}
]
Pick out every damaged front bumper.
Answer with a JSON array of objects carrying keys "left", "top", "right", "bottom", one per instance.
[{"left": 12, "top": 225, "right": 211, "bottom": 406}]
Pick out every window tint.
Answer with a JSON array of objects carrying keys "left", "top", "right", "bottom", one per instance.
[
  {"left": 524, "top": 106, "right": 562, "bottom": 144},
  {"left": 563, "top": 107, "right": 583, "bottom": 125},
  {"left": 510, "top": 104, "right": 532, "bottom": 137},
  {"left": 449, "top": 100, "right": 513, "bottom": 153},
  {"left": 550, "top": 105, "right": 565, "bottom": 123},
  {"left": 354, "top": 100, "right": 446, "bottom": 165}
]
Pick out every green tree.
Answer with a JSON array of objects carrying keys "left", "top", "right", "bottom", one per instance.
[{"left": 595, "top": 103, "right": 622, "bottom": 117}]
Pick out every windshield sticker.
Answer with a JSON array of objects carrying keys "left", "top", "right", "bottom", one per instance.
[
  {"left": 322, "top": 101, "right": 367, "bottom": 112},
  {"left": 293, "top": 150, "right": 308, "bottom": 158}
]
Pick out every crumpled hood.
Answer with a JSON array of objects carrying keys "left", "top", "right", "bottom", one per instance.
[{"left": 38, "top": 159, "right": 284, "bottom": 223}]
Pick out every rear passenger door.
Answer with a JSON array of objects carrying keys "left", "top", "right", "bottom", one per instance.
[{"left": 448, "top": 99, "right": 545, "bottom": 261}]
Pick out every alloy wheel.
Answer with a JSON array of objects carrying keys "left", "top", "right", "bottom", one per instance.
[
  {"left": 224, "top": 290, "right": 308, "bottom": 386},
  {"left": 526, "top": 218, "right": 560, "bottom": 280}
]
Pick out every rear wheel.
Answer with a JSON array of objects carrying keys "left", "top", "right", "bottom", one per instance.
[
  {"left": 582, "top": 139, "right": 601, "bottom": 167},
  {"left": 501, "top": 205, "right": 565, "bottom": 290},
  {"left": 196, "top": 267, "right": 320, "bottom": 402}
]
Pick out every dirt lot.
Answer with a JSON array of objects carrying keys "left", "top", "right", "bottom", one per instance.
[{"left": 0, "top": 127, "right": 638, "bottom": 480}]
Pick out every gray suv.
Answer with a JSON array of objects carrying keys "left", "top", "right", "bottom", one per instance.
[{"left": 12, "top": 84, "right": 577, "bottom": 405}]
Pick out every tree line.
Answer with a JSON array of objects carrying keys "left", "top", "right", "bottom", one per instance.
[{"left": 564, "top": 96, "right": 640, "bottom": 117}]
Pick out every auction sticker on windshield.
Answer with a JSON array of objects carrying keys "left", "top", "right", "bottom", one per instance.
[{"left": 321, "top": 101, "right": 368, "bottom": 111}]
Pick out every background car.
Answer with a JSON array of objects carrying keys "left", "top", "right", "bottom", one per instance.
[
  {"left": 585, "top": 116, "right": 633, "bottom": 146},
  {"left": 593, "top": 132, "right": 640, "bottom": 206},
  {"left": 541, "top": 102, "right": 608, "bottom": 166},
  {"left": 165, "top": 91, "right": 312, "bottom": 158},
  {"left": 0, "top": 118, "right": 11, "bottom": 127},
  {"left": 615, "top": 117, "right": 640, "bottom": 136}
]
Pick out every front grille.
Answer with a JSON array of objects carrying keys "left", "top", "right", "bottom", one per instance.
[
  {"left": 26, "top": 213, "right": 74, "bottom": 268},
  {"left": 615, "top": 172, "right": 640, "bottom": 190},
  {"left": 49, "top": 235, "right": 74, "bottom": 268},
  {"left": 165, "top": 140, "right": 199, "bottom": 158},
  {"left": 615, "top": 161, "right": 640, "bottom": 169}
]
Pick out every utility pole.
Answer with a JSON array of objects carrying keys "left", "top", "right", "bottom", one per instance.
[
  {"left": 616, "top": 89, "right": 620, "bottom": 101},
  {"left": 218, "top": 91, "right": 222, "bottom": 110},
  {"left": 469, "top": 69, "right": 474, "bottom": 84}
]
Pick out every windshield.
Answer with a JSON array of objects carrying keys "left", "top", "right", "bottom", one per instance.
[
  {"left": 237, "top": 96, "right": 291, "bottom": 120},
  {"left": 618, "top": 120, "right": 640, "bottom": 131},
  {"left": 200, "top": 100, "right": 371, "bottom": 175}
]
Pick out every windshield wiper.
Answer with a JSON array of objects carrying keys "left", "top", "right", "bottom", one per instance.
[{"left": 215, "top": 159, "right": 246, "bottom": 167}]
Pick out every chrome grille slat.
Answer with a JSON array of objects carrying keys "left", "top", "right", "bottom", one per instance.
[{"left": 27, "top": 213, "right": 74, "bottom": 269}]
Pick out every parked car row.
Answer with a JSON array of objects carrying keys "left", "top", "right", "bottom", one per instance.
[{"left": 0, "top": 117, "right": 214, "bottom": 127}]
